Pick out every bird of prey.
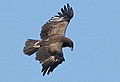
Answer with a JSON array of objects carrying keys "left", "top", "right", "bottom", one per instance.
[{"left": 23, "top": 3, "right": 74, "bottom": 76}]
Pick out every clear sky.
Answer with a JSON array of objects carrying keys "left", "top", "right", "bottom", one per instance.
[{"left": 0, "top": 0, "right": 120, "bottom": 82}]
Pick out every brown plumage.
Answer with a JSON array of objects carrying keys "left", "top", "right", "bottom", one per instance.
[{"left": 23, "top": 3, "right": 74, "bottom": 76}]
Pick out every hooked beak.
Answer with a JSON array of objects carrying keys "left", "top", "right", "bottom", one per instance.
[{"left": 70, "top": 47, "right": 73, "bottom": 51}]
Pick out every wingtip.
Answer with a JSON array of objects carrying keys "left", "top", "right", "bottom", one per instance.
[
  {"left": 56, "top": 3, "right": 74, "bottom": 21},
  {"left": 67, "top": 3, "right": 69, "bottom": 5}
]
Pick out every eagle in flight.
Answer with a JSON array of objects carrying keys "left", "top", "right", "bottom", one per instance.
[{"left": 23, "top": 3, "right": 74, "bottom": 76}]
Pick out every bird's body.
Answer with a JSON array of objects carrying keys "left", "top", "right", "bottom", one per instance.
[{"left": 23, "top": 4, "right": 74, "bottom": 76}]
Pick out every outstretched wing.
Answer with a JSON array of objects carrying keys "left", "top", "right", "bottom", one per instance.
[
  {"left": 36, "top": 42, "right": 65, "bottom": 76},
  {"left": 40, "top": 4, "right": 74, "bottom": 40}
]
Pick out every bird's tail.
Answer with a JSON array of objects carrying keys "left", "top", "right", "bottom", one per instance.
[{"left": 23, "top": 39, "right": 41, "bottom": 56}]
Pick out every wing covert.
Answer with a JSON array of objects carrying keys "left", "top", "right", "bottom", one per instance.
[{"left": 40, "top": 4, "right": 74, "bottom": 40}]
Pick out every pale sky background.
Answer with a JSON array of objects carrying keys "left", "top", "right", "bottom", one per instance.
[{"left": 0, "top": 0, "right": 120, "bottom": 82}]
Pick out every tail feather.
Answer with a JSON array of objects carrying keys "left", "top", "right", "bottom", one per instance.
[{"left": 23, "top": 39, "right": 41, "bottom": 56}]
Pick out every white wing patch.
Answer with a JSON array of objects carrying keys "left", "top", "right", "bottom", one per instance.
[
  {"left": 33, "top": 41, "right": 40, "bottom": 48},
  {"left": 42, "top": 56, "right": 55, "bottom": 64},
  {"left": 49, "top": 17, "right": 64, "bottom": 22}
]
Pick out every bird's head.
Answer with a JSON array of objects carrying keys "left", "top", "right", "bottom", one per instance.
[{"left": 62, "top": 37, "right": 74, "bottom": 51}]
